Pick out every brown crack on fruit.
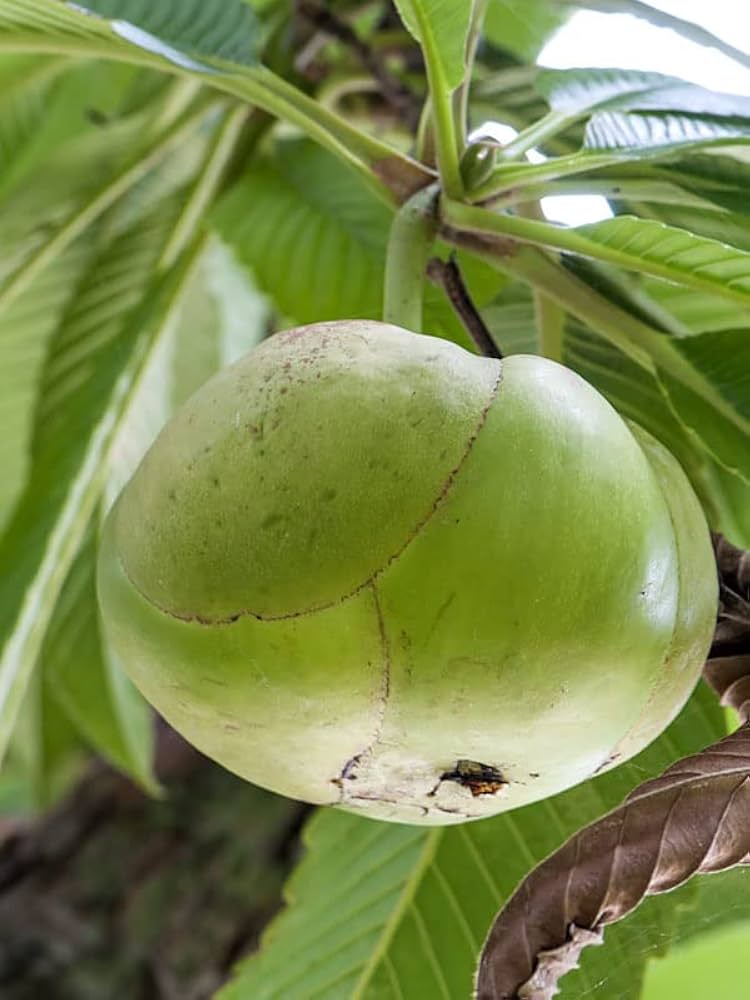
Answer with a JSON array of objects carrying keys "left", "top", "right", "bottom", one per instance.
[
  {"left": 119, "top": 367, "right": 503, "bottom": 627},
  {"left": 370, "top": 580, "right": 391, "bottom": 739},
  {"left": 332, "top": 581, "right": 392, "bottom": 805},
  {"left": 331, "top": 751, "right": 364, "bottom": 799},
  {"left": 435, "top": 759, "right": 509, "bottom": 798}
]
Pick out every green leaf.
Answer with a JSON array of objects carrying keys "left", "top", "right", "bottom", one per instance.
[
  {"left": 0, "top": 0, "right": 422, "bottom": 200},
  {"left": 483, "top": 0, "right": 569, "bottom": 60},
  {"left": 214, "top": 144, "right": 503, "bottom": 339},
  {"left": 447, "top": 203, "right": 750, "bottom": 314},
  {"left": 213, "top": 140, "right": 393, "bottom": 324},
  {"left": 389, "top": 1, "right": 471, "bottom": 195},
  {"left": 69, "top": 0, "right": 261, "bottom": 68},
  {"left": 0, "top": 84, "right": 211, "bottom": 535},
  {"left": 584, "top": 111, "right": 750, "bottom": 152},
  {"left": 699, "top": 460, "right": 750, "bottom": 549},
  {"left": 658, "top": 368, "right": 750, "bottom": 484},
  {"left": 483, "top": 299, "right": 539, "bottom": 354},
  {"left": 484, "top": 67, "right": 750, "bottom": 169},
  {"left": 42, "top": 527, "right": 157, "bottom": 792},
  {"left": 0, "top": 92, "right": 154, "bottom": 243},
  {"left": 629, "top": 202, "right": 750, "bottom": 257},
  {"left": 538, "top": 67, "right": 750, "bottom": 119},
  {"left": 644, "top": 279, "right": 749, "bottom": 336},
  {"left": 0, "top": 99, "right": 212, "bottom": 316},
  {"left": 0, "top": 55, "right": 69, "bottom": 191},
  {"left": 0, "top": 241, "right": 92, "bottom": 534},
  {"left": 672, "top": 330, "right": 750, "bottom": 422},
  {"left": 0, "top": 57, "right": 139, "bottom": 201},
  {"left": 0, "top": 202, "right": 201, "bottom": 764},
  {"left": 220, "top": 687, "right": 725, "bottom": 999},
  {"left": 532, "top": 214, "right": 750, "bottom": 307},
  {"left": 643, "top": 910, "right": 750, "bottom": 1000},
  {"left": 656, "top": 153, "right": 750, "bottom": 215},
  {"left": 471, "top": 67, "right": 555, "bottom": 142},
  {"left": 9, "top": 651, "right": 85, "bottom": 810},
  {"left": 392, "top": 0, "right": 472, "bottom": 91}
]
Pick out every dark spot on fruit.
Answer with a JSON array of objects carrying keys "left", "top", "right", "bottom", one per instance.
[
  {"left": 322, "top": 487, "right": 337, "bottom": 502},
  {"left": 439, "top": 759, "right": 508, "bottom": 797},
  {"left": 593, "top": 753, "right": 621, "bottom": 775},
  {"left": 340, "top": 753, "right": 363, "bottom": 780},
  {"left": 261, "top": 512, "right": 284, "bottom": 530},
  {"left": 212, "top": 477, "right": 220, "bottom": 488},
  {"left": 85, "top": 107, "right": 109, "bottom": 126},
  {"left": 529, "top": 772, "right": 540, "bottom": 779}
]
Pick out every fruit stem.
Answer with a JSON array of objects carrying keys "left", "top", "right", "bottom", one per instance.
[{"left": 383, "top": 182, "right": 440, "bottom": 332}]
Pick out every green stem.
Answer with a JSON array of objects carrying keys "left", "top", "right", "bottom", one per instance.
[
  {"left": 472, "top": 137, "right": 750, "bottom": 204},
  {"left": 415, "top": 97, "right": 436, "bottom": 168},
  {"left": 486, "top": 177, "right": 710, "bottom": 210},
  {"left": 441, "top": 197, "right": 750, "bottom": 309},
  {"left": 383, "top": 183, "right": 440, "bottom": 331},
  {"left": 410, "top": 12, "right": 463, "bottom": 198},
  {"left": 457, "top": 0, "right": 489, "bottom": 147},
  {"left": 495, "top": 110, "right": 573, "bottom": 162},
  {"left": 470, "top": 152, "right": 628, "bottom": 203}
]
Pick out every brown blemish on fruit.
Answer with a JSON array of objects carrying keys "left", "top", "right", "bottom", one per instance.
[
  {"left": 331, "top": 583, "right": 392, "bottom": 802},
  {"left": 436, "top": 760, "right": 508, "bottom": 798}
]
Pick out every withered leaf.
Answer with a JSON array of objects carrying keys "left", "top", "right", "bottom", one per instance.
[{"left": 475, "top": 534, "right": 750, "bottom": 1000}]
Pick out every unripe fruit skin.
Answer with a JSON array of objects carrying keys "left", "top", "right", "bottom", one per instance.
[{"left": 98, "top": 322, "right": 717, "bottom": 825}]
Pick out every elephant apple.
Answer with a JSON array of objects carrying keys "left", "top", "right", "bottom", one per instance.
[{"left": 97, "top": 321, "right": 717, "bottom": 825}]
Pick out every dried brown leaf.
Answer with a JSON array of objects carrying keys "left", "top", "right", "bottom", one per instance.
[{"left": 475, "top": 534, "right": 750, "bottom": 1000}]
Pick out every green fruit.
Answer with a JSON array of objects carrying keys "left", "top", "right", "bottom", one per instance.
[{"left": 97, "top": 321, "right": 717, "bottom": 825}]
